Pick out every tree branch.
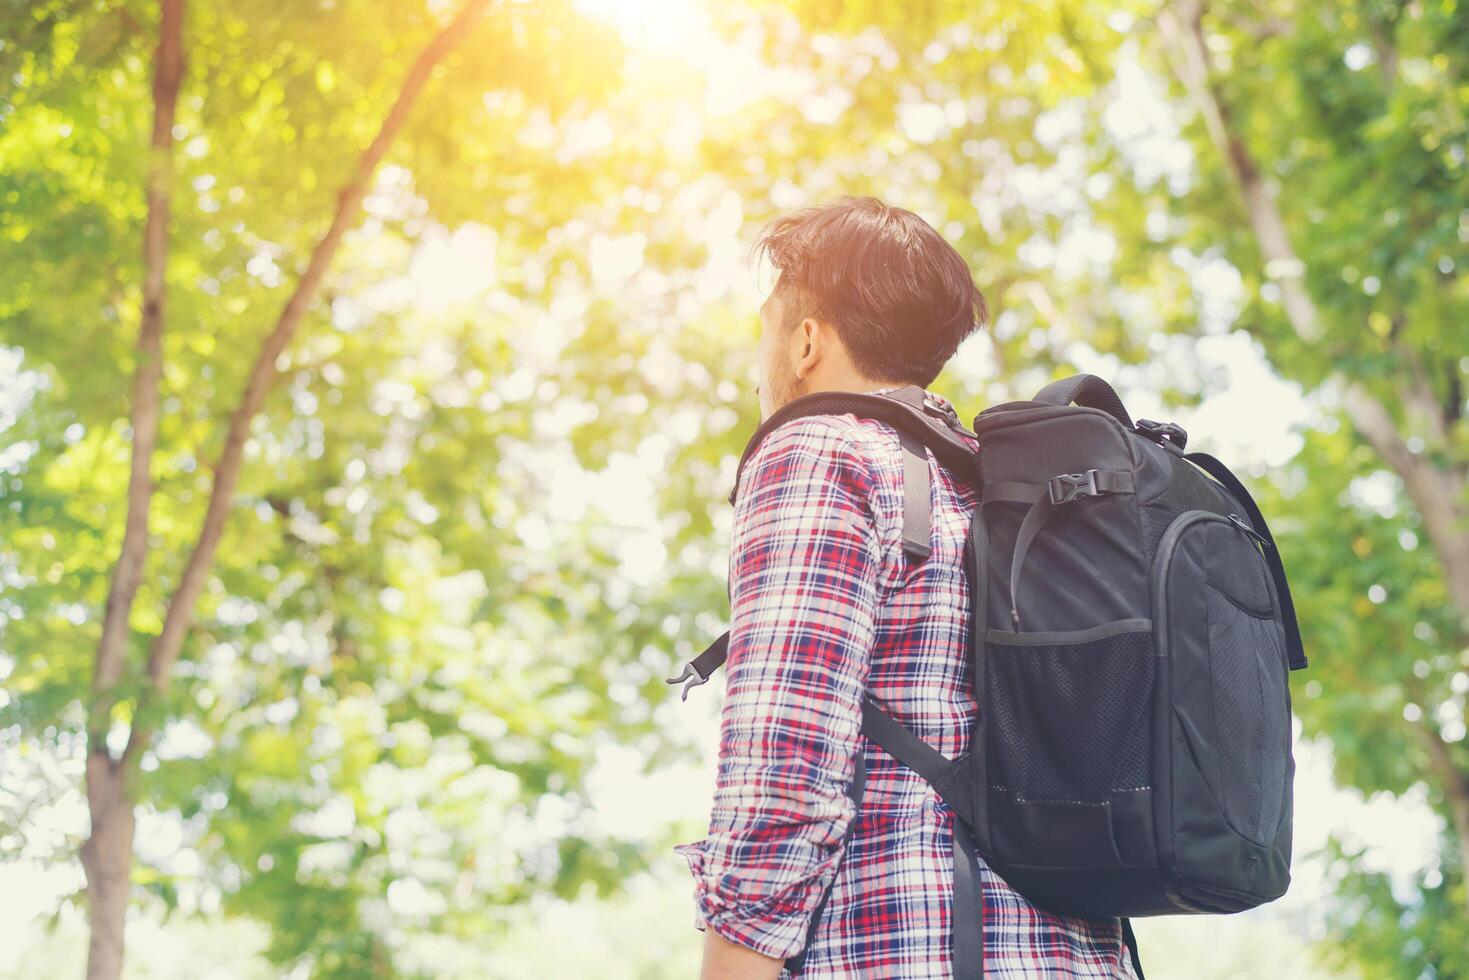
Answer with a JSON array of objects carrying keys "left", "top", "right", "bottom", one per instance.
[
  {"left": 90, "top": 0, "right": 184, "bottom": 766},
  {"left": 1447, "top": 363, "right": 1463, "bottom": 427},
  {"left": 1338, "top": 393, "right": 1469, "bottom": 608},
  {"left": 1366, "top": 2, "right": 1402, "bottom": 91},
  {"left": 1156, "top": 0, "right": 1322, "bottom": 343},
  {"left": 1217, "top": 7, "right": 1290, "bottom": 42},
  {"left": 120, "top": 0, "right": 492, "bottom": 769},
  {"left": 1403, "top": 345, "right": 1453, "bottom": 450},
  {"left": 81, "top": 8, "right": 185, "bottom": 971},
  {"left": 1408, "top": 693, "right": 1469, "bottom": 916}
]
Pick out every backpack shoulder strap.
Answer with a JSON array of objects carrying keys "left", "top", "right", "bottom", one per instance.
[
  {"left": 1185, "top": 451, "right": 1308, "bottom": 671},
  {"left": 728, "top": 385, "right": 979, "bottom": 503},
  {"left": 728, "top": 386, "right": 979, "bottom": 564},
  {"left": 1122, "top": 918, "right": 1146, "bottom": 978},
  {"left": 665, "top": 387, "right": 978, "bottom": 701}
]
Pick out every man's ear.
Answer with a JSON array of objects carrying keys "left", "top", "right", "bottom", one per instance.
[{"left": 794, "top": 316, "right": 823, "bottom": 379}]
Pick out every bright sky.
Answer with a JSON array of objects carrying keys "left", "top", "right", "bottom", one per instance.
[{"left": 574, "top": 0, "right": 716, "bottom": 51}]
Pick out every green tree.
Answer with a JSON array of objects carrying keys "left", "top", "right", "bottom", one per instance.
[
  {"left": 6, "top": 0, "right": 1464, "bottom": 976},
  {"left": 0, "top": 1, "right": 694, "bottom": 976}
]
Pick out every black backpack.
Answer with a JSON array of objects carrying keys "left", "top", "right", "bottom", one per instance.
[{"left": 668, "top": 375, "right": 1309, "bottom": 978}]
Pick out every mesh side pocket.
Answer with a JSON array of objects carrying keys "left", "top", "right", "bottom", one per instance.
[{"left": 987, "top": 626, "right": 1154, "bottom": 804}]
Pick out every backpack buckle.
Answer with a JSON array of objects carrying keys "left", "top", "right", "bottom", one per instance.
[
  {"left": 665, "top": 661, "right": 712, "bottom": 702},
  {"left": 1047, "top": 469, "right": 1100, "bottom": 504},
  {"left": 922, "top": 391, "right": 960, "bottom": 425},
  {"left": 1135, "top": 418, "right": 1189, "bottom": 452}
]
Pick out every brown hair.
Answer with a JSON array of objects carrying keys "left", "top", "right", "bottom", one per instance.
[{"left": 754, "top": 196, "right": 988, "bottom": 387}]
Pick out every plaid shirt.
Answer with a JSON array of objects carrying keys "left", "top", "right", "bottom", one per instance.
[{"left": 674, "top": 388, "right": 1139, "bottom": 978}]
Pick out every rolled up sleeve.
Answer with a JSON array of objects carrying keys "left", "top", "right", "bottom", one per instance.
[{"left": 674, "top": 416, "right": 887, "bottom": 961}]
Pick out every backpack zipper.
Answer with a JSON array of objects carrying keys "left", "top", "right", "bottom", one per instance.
[{"left": 1227, "top": 512, "right": 1270, "bottom": 549}]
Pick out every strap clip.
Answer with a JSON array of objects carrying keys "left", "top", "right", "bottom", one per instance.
[
  {"left": 1047, "top": 469, "right": 1100, "bottom": 505},
  {"left": 665, "top": 661, "right": 712, "bottom": 701},
  {"left": 1135, "top": 418, "right": 1189, "bottom": 452},
  {"left": 922, "top": 391, "right": 961, "bottom": 426}
]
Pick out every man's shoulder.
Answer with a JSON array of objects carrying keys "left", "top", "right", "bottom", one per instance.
[
  {"left": 754, "top": 413, "right": 905, "bottom": 477},
  {"left": 755, "top": 388, "right": 976, "bottom": 477},
  {"left": 759, "top": 411, "right": 882, "bottom": 445}
]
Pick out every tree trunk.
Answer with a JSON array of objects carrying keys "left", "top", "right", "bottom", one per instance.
[
  {"left": 83, "top": 1, "right": 184, "bottom": 976},
  {"left": 1422, "top": 722, "right": 1469, "bottom": 902},
  {"left": 122, "top": 0, "right": 492, "bottom": 767},
  {"left": 81, "top": 754, "right": 137, "bottom": 980},
  {"left": 79, "top": 2, "right": 493, "bottom": 976}
]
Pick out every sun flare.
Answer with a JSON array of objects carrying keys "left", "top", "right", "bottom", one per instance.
[{"left": 573, "top": 0, "right": 713, "bottom": 51}]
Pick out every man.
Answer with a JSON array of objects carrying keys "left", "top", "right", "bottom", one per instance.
[{"left": 674, "top": 196, "right": 1138, "bottom": 979}]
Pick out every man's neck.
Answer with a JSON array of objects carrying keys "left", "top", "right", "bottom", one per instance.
[{"left": 850, "top": 382, "right": 926, "bottom": 404}]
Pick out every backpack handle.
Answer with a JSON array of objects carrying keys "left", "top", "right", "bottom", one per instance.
[{"left": 1032, "top": 374, "right": 1133, "bottom": 428}]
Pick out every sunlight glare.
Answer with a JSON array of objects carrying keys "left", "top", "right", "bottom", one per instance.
[{"left": 574, "top": 0, "right": 713, "bottom": 52}]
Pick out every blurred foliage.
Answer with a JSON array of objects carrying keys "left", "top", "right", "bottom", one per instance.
[
  {"left": 1, "top": 0, "right": 715, "bottom": 974},
  {"left": 1, "top": 0, "right": 1466, "bottom": 976}
]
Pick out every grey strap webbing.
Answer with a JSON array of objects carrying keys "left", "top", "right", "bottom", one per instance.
[
  {"left": 1007, "top": 494, "right": 1063, "bottom": 630},
  {"left": 860, "top": 696, "right": 983, "bottom": 978},
  {"left": 981, "top": 480, "right": 1044, "bottom": 504},
  {"left": 951, "top": 816, "right": 984, "bottom": 978},
  {"left": 898, "top": 427, "right": 933, "bottom": 560},
  {"left": 995, "top": 470, "right": 1135, "bottom": 630}
]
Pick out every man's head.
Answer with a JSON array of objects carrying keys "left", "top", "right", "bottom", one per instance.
[{"left": 753, "top": 195, "right": 987, "bottom": 421}]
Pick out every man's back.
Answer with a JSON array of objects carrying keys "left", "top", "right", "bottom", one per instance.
[{"left": 676, "top": 387, "right": 1139, "bottom": 978}]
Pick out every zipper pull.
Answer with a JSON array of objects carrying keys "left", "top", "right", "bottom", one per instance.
[{"left": 1227, "top": 513, "right": 1271, "bottom": 549}]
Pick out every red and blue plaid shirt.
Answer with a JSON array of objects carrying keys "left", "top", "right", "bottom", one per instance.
[{"left": 675, "top": 388, "right": 1139, "bottom": 978}]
